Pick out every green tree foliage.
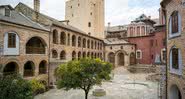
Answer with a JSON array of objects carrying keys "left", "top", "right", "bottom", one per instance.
[
  {"left": 0, "top": 74, "right": 33, "bottom": 99},
  {"left": 29, "top": 79, "right": 46, "bottom": 95},
  {"left": 55, "top": 58, "right": 112, "bottom": 99}
]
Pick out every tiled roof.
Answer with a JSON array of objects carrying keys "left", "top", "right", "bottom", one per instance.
[{"left": 0, "top": 5, "right": 49, "bottom": 31}]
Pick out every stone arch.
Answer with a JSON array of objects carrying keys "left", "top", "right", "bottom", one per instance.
[
  {"left": 3, "top": 62, "right": 19, "bottom": 75},
  {"left": 91, "top": 40, "right": 94, "bottom": 49},
  {"left": 26, "top": 36, "right": 47, "bottom": 54},
  {"left": 83, "top": 38, "right": 86, "bottom": 48},
  {"left": 39, "top": 60, "right": 47, "bottom": 74},
  {"left": 60, "top": 50, "right": 66, "bottom": 60},
  {"left": 52, "top": 50, "right": 58, "bottom": 58},
  {"left": 72, "top": 51, "right": 76, "bottom": 60},
  {"left": 72, "top": 35, "right": 76, "bottom": 46},
  {"left": 24, "top": 61, "right": 35, "bottom": 77},
  {"left": 87, "top": 39, "right": 90, "bottom": 48},
  {"left": 130, "top": 52, "right": 136, "bottom": 65},
  {"left": 91, "top": 52, "right": 94, "bottom": 58},
  {"left": 53, "top": 29, "right": 58, "bottom": 44},
  {"left": 60, "top": 32, "right": 66, "bottom": 45},
  {"left": 78, "top": 36, "right": 81, "bottom": 47},
  {"left": 169, "top": 85, "right": 182, "bottom": 99}
]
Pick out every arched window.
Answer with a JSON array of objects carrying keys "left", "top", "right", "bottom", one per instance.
[
  {"left": 95, "top": 41, "right": 97, "bottom": 49},
  {"left": 78, "top": 36, "right": 81, "bottom": 47},
  {"left": 72, "top": 51, "right": 76, "bottom": 60},
  {"left": 83, "top": 38, "right": 86, "bottom": 48},
  {"left": 24, "top": 61, "right": 35, "bottom": 77},
  {"left": 72, "top": 35, "right": 76, "bottom": 47},
  {"left": 39, "top": 60, "right": 47, "bottom": 74},
  {"left": 53, "top": 29, "right": 58, "bottom": 44},
  {"left": 4, "top": 32, "right": 19, "bottom": 55},
  {"left": 91, "top": 40, "right": 94, "bottom": 49},
  {"left": 60, "top": 32, "right": 66, "bottom": 45},
  {"left": 26, "top": 37, "right": 46, "bottom": 54},
  {"left": 108, "top": 52, "right": 115, "bottom": 65},
  {"left": 78, "top": 51, "right": 81, "bottom": 60},
  {"left": 170, "top": 46, "right": 182, "bottom": 75},
  {"left": 87, "top": 40, "right": 90, "bottom": 48},
  {"left": 52, "top": 50, "right": 58, "bottom": 58},
  {"left": 141, "top": 26, "right": 145, "bottom": 36},
  {"left": 130, "top": 27, "right": 133, "bottom": 37},
  {"left": 169, "top": 11, "right": 181, "bottom": 38},
  {"left": 60, "top": 50, "right": 66, "bottom": 60},
  {"left": 137, "top": 27, "right": 140, "bottom": 36}
]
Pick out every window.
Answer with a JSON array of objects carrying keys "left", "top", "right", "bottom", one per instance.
[
  {"left": 130, "top": 27, "right": 133, "bottom": 37},
  {"left": 136, "top": 50, "right": 142, "bottom": 59},
  {"left": 120, "top": 46, "right": 123, "bottom": 49},
  {"left": 162, "top": 49, "right": 166, "bottom": 63},
  {"left": 68, "top": 34, "right": 70, "bottom": 46},
  {"left": 5, "top": 8, "right": 10, "bottom": 17},
  {"left": 8, "top": 33, "right": 16, "bottom": 48},
  {"left": 170, "top": 46, "right": 182, "bottom": 75},
  {"left": 88, "top": 22, "right": 91, "bottom": 27},
  {"left": 172, "top": 48, "right": 179, "bottom": 69},
  {"left": 163, "top": 38, "right": 166, "bottom": 46},
  {"left": 171, "top": 11, "right": 179, "bottom": 33},
  {"left": 169, "top": 11, "right": 181, "bottom": 38}
]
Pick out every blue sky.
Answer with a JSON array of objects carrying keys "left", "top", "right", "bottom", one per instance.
[{"left": 0, "top": 0, "right": 160, "bottom": 26}]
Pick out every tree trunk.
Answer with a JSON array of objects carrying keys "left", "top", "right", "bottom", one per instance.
[{"left": 85, "top": 90, "right": 89, "bottom": 99}]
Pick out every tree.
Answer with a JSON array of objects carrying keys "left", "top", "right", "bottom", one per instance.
[
  {"left": 0, "top": 74, "right": 33, "bottom": 99},
  {"left": 55, "top": 58, "right": 112, "bottom": 99}
]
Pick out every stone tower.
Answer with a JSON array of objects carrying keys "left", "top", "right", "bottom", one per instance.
[{"left": 65, "top": 0, "right": 105, "bottom": 39}]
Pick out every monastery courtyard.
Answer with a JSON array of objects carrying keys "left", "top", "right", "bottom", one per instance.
[{"left": 35, "top": 67, "right": 158, "bottom": 99}]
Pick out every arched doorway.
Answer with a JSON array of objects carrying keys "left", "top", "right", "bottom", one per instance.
[
  {"left": 26, "top": 37, "right": 46, "bottom": 54},
  {"left": 117, "top": 52, "right": 125, "bottom": 66},
  {"left": 108, "top": 52, "right": 115, "bottom": 65},
  {"left": 24, "top": 61, "right": 35, "bottom": 77},
  {"left": 39, "top": 60, "right": 47, "bottom": 74},
  {"left": 130, "top": 53, "right": 136, "bottom": 65},
  {"left": 3, "top": 62, "right": 19, "bottom": 75},
  {"left": 169, "top": 85, "right": 182, "bottom": 99}
]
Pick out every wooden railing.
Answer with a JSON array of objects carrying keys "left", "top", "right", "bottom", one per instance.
[{"left": 26, "top": 46, "right": 45, "bottom": 54}]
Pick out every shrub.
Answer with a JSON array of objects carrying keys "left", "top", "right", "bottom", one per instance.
[
  {"left": 29, "top": 79, "right": 46, "bottom": 95},
  {"left": 0, "top": 74, "right": 33, "bottom": 99}
]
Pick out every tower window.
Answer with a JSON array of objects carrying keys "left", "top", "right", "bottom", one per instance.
[
  {"left": 90, "top": 12, "right": 92, "bottom": 15},
  {"left": 88, "top": 22, "right": 91, "bottom": 27},
  {"left": 71, "top": 6, "right": 72, "bottom": 8},
  {"left": 78, "top": 3, "right": 80, "bottom": 6}
]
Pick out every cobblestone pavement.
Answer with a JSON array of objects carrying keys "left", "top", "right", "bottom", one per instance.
[{"left": 35, "top": 67, "right": 158, "bottom": 99}]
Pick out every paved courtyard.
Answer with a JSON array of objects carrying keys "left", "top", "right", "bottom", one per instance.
[{"left": 35, "top": 67, "right": 158, "bottom": 99}]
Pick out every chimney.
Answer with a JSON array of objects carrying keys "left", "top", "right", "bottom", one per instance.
[{"left": 34, "top": 0, "right": 40, "bottom": 12}]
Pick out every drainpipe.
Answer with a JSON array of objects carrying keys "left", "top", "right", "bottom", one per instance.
[{"left": 48, "top": 26, "right": 51, "bottom": 87}]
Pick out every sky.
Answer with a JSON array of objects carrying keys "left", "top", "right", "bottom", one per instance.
[{"left": 0, "top": 0, "right": 160, "bottom": 26}]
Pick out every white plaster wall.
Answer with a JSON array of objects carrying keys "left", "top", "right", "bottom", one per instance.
[{"left": 3, "top": 32, "right": 20, "bottom": 55}]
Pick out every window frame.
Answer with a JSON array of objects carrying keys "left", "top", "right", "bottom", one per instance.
[
  {"left": 169, "top": 11, "right": 181, "bottom": 38},
  {"left": 136, "top": 50, "right": 142, "bottom": 59},
  {"left": 169, "top": 46, "right": 183, "bottom": 75},
  {"left": 8, "top": 33, "right": 16, "bottom": 48}
]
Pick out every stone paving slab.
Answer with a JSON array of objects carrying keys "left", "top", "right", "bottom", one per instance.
[{"left": 35, "top": 67, "right": 158, "bottom": 99}]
